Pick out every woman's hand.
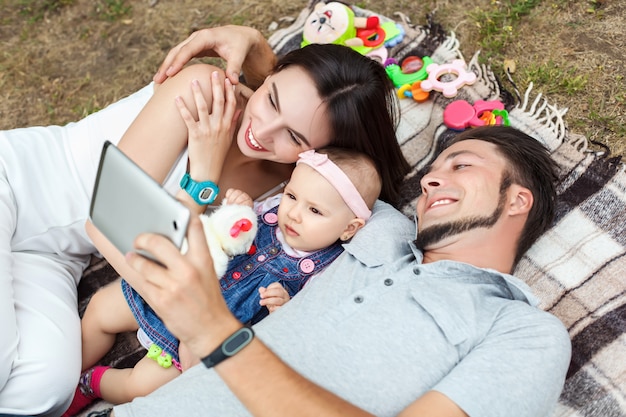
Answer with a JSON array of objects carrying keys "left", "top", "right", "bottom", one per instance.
[
  {"left": 176, "top": 71, "right": 238, "bottom": 180},
  {"left": 259, "top": 282, "right": 291, "bottom": 313},
  {"left": 175, "top": 71, "right": 239, "bottom": 213},
  {"left": 154, "top": 25, "right": 277, "bottom": 89}
]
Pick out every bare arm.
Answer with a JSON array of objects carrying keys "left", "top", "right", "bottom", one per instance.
[
  {"left": 154, "top": 25, "right": 277, "bottom": 90},
  {"left": 87, "top": 63, "right": 238, "bottom": 278},
  {"left": 117, "top": 63, "right": 225, "bottom": 183},
  {"left": 173, "top": 70, "right": 238, "bottom": 215},
  {"left": 123, "top": 217, "right": 469, "bottom": 417}
]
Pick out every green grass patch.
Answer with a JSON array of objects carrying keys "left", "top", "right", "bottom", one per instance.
[
  {"left": 18, "top": 0, "right": 75, "bottom": 23},
  {"left": 469, "top": 0, "right": 541, "bottom": 56},
  {"left": 521, "top": 60, "right": 588, "bottom": 95},
  {"left": 204, "top": 9, "right": 249, "bottom": 27},
  {"left": 94, "top": 0, "right": 132, "bottom": 22},
  {"left": 72, "top": 96, "right": 103, "bottom": 119}
]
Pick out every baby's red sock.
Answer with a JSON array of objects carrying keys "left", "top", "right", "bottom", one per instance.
[{"left": 61, "top": 365, "right": 110, "bottom": 417}]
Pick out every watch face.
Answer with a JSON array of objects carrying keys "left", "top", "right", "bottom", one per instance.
[
  {"left": 224, "top": 327, "right": 253, "bottom": 355},
  {"left": 200, "top": 187, "right": 215, "bottom": 200}
]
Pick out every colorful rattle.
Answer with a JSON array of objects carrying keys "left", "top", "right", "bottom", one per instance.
[
  {"left": 443, "top": 100, "right": 509, "bottom": 130},
  {"left": 420, "top": 59, "right": 477, "bottom": 98},
  {"left": 385, "top": 56, "right": 434, "bottom": 88},
  {"left": 397, "top": 81, "right": 430, "bottom": 103}
]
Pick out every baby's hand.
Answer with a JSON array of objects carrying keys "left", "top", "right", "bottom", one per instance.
[
  {"left": 224, "top": 188, "right": 253, "bottom": 208},
  {"left": 259, "top": 282, "right": 290, "bottom": 313}
]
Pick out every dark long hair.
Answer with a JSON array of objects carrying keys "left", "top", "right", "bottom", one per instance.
[
  {"left": 449, "top": 125, "right": 558, "bottom": 264},
  {"left": 273, "top": 43, "right": 410, "bottom": 206}
]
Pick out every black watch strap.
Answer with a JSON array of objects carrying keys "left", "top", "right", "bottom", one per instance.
[{"left": 201, "top": 326, "right": 255, "bottom": 369}]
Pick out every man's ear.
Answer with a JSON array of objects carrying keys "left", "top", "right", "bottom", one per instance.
[
  {"left": 340, "top": 218, "right": 366, "bottom": 241},
  {"left": 508, "top": 185, "right": 533, "bottom": 216}
]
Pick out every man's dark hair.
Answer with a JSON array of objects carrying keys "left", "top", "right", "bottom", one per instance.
[{"left": 448, "top": 125, "right": 558, "bottom": 265}]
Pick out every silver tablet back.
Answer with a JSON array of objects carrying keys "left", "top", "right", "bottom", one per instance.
[{"left": 89, "top": 141, "right": 190, "bottom": 258}]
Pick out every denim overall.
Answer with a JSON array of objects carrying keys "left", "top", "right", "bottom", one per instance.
[{"left": 122, "top": 205, "right": 344, "bottom": 364}]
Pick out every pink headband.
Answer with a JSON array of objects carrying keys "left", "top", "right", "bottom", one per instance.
[{"left": 296, "top": 150, "right": 371, "bottom": 220}]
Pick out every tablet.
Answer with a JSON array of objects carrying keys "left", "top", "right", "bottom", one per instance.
[{"left": 89, "top": 141, "right": 190, "bottom": 260}]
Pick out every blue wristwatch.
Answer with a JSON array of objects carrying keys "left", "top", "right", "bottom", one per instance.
[{"left": 180, "top": 173, "right": 219, "bottom": 205}]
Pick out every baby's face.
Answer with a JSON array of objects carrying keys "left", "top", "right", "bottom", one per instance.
[{"left": 277, "top": 164, "right": 355, "bottom": 252}]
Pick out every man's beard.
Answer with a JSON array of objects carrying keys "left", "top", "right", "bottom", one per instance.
[{"left": 414, "top": 177, "right": 509, "bottom": 252}]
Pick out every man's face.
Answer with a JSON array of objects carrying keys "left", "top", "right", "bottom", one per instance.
[{"left": 414, "top": 139, "right": 510, "bottom": 251}]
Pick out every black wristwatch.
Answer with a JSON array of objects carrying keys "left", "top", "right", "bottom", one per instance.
[{"left": 201, "top": 326, "right": 255, "bottom": 369}]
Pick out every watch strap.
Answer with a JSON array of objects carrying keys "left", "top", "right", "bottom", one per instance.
[
  {"left": 201, "top": 326, "right": 255, "bottom": 369},
  {"left": 180, "top": 172, "right": 219, "bottom": 205}
]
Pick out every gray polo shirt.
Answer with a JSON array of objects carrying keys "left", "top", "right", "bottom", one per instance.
[{"left": 116, "top": 201, "right": 571, "bottom": 417}]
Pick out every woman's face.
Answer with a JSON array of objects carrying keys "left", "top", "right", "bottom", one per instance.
[{"left": 236, "top": 66, "right": 332, "bottom": 163}]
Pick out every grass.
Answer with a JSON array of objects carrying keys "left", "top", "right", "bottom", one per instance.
[
  {"left": 521, "top": 60, "right": 588, "bottom": 96},
  {"left": 94, "top": 0, "right": 132, "bottom": 21},
  {"left": 18, "top": 0, "right": 74, "bottom": 22},
  {"left": 1, "top": 0, "right": 624, "bottom": 156},
  {"left": 585, "top": 97, "right": 626, "bottom": 143},
  {"left": 17, "top": 0, "right": 131, "bottom": 23},
  {"left": 459, "top": 0, "right": 623, "bottom": 154},
  {"left": 468, "top": 0, "right": 541, "bottom": 58}
]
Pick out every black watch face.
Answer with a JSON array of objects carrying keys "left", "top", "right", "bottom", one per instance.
[{"left": 224, "top": 328, "right": 253, "bottom": 355}]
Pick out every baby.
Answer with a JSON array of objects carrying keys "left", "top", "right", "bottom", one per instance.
[{"left": 64, "top": 146, "right": 381, "bottom": 415}]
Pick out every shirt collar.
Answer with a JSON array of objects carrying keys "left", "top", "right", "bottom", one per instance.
[{"left": 408, "top": 241, "right": 539, "bottom": 306}]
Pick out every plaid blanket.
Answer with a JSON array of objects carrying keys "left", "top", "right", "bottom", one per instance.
[{"left": 78, "top": 1, "right": 626, "bottom": 415}]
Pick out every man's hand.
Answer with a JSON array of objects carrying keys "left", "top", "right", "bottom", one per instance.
[
  {"left": 125, "top": 215, "right": 242, "bottom": 358},
  {"left": 154, "top": 25, "right": 276, "bottom": 89}
]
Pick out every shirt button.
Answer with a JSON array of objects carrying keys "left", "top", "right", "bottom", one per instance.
[
  {"left": 244, "top": 264, "right": 253, "bottom": 271},
  {"left": 384, "top": 278, "right": 393, "bottom": 286},
  {"left": 413, "top": 267, "right": 421, "bottom": 275},
  {"left": 269, "top": 247, "right": 279, "bottom": 255},
  {"left": 354, "top": 295, "right": 364, "bottom": 303},
  {"left": 299, "top": 259, "right": 315, "bottom": 274},
  {"left": 263, "top": 212, "right": 278, "bottom": 224}
]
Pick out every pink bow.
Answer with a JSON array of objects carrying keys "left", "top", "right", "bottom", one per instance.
[{"left": 298, "top": 149, "right": 328, "bottom": 166}]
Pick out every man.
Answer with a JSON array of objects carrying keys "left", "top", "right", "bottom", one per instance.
[{"left": 111, "top": 125, "right": 570, "bottom": 417}]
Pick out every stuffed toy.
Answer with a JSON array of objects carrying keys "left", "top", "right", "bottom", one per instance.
[
  {"left": 301, "top": 1, "right": 380, "bottom": 49},
  {"left": 181, "top": 203, "right": 258, "bottom": 278}
]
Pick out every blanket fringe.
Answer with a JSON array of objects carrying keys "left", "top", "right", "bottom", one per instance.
[
  {"left": 468, "top": 51, "right": 502, "bottom": 100},
  {"left": 510, "top": 82, "right": 569, "bottom": 151}
]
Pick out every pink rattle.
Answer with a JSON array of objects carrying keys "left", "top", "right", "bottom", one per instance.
[
  {"left": 444, "top": 100, "right": 507, "bottom": 130},
  {"left": 420, "top": 59, "right": 477, "bottom": 98}
]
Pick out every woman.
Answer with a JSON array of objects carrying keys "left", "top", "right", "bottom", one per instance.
[{"left": 0, "top": 25, "right": 409, "bottom": 415}]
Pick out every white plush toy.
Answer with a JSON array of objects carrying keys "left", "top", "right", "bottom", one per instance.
[
  {"left": 181, "top": 203, "right": 258, "bottom": 278},
  {"left": 301, "top": 1, "right": 380, "bottom": 49}
]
